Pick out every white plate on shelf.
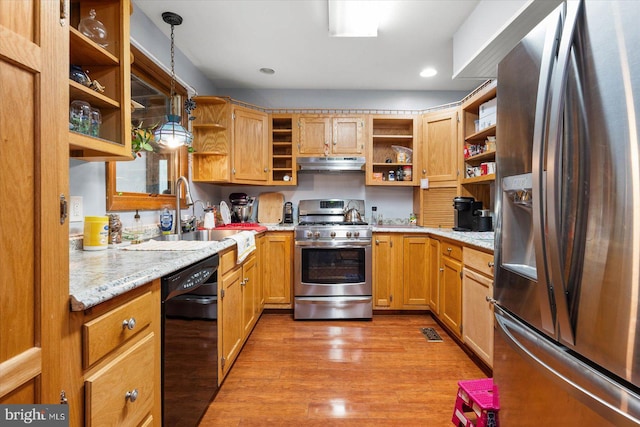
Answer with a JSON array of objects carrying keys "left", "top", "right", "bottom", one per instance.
[{"left": 220, "top": 201, "right": 231, "bottom": 225}]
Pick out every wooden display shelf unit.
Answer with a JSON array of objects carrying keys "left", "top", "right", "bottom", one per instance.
[
  {"left": 270, "top": 115, "right": 296, "bottom": 185},
  {"left": 69, "top": 0, "right": 131, "bottom": 160},
  {"left": 368, "top": 115, "right": 418, "bottom": 186},
  {"left": 191, "top": 96, "right": 231, "bottom": 182},
  {"left": 460, "top": 80, "right": 497, "bottom": 209}
]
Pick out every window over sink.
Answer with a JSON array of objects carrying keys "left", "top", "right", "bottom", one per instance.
[{"left": 106, "top": 45, "right": 188, "bottom": 211}]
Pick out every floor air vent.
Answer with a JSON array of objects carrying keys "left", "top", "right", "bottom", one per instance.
[{"left": 420, "top": 327, "right": 443, "bottom": 342}]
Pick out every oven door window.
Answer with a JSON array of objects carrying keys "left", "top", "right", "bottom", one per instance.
[{"left": 301, "top": 247, "right": 365, "bottom": 284}]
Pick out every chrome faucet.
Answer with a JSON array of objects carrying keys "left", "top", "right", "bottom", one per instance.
[{"left": 175, "top": 176, "right": 194, "bottom": 238}]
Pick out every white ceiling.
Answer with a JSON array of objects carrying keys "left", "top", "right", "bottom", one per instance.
[{"left": 133, "top": 0, "right": 487, "bottom": 92}]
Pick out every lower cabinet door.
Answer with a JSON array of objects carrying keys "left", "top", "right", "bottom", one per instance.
[{"left": 84, "top": 333, "right": 155, "bottom": 426}]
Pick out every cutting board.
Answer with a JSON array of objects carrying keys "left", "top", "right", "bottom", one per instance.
[{"left": 258, "top": 192, "right": 285, "bottom": 224}]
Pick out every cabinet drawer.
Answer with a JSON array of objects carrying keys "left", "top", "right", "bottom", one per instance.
[
  {"left": 220, "top": 247, "right": 238, "bottom": 276},
  {"left": 463, "top": 247, "right": 494, "bottom": 277},
  {"left": 83, "top": 291, "right": 153, "bottom": 367},
  {"left": 85, "top": 333, "right": 155, "bottom": 426},
  {"left": 441, "top": 242, "right": 462, "bottom": 261}
]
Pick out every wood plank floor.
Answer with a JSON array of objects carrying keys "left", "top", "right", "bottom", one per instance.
[{"left": 199, "top": 313, "right": 486, "bottom": 426}]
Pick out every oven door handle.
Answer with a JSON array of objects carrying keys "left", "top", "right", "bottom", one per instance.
[{"left": 295, "top": 241, "right": 372, "bottom": 248}]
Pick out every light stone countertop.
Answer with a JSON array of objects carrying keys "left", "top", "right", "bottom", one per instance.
[
  {"left": 69, "top": 239, "right": 236, "bottom": 312},
  {"left": 372, "top": 225, "right": 495, "bottom": 252},
  {"left": 69, "top": 224, "right": 492, "bottom": 312}
]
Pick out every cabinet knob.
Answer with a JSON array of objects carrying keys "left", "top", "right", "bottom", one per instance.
[
  {"left": 122, "top": 317, "right": 136, "bottom": 330},
  {"left": 241, "top": 279, "right": 246, "bottom": 286},
  {"left": 264, "top": 167, "right": 269, "bottom": 172},
  {"left": 422, "top": 169, "right": 426, "bottom": 174},
  {"left": 125, "top": 389, "right": 139, "bottom": 403},
  {"left": 486, "top": 296, "right": 497, "bottom": 306},
  {"left": 447, "top": 247, "right": 452, "bottom": 252},
  {"left": 439, "top": 267, "right": 444, "bottom": 272},
  {"left": 375, "top": 239, "right": 380, "bottom": 245},
  {"left": 488, "top": 261, "right": 495, "bottom": 267}
]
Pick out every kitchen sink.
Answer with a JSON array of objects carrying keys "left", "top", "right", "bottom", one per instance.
[{"left": 157, "top": 229, "right": 241, "bottom": 242}]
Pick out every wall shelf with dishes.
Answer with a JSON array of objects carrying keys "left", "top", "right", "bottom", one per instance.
[{"left": 68, "top": 0, "right": 131, "bottom": 161}]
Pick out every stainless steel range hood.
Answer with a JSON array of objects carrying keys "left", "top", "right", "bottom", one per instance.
[{"left": 297, "top": 156, "right": 365, "bottom": 172}]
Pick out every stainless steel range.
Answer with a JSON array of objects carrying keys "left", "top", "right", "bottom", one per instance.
[{"left": 294, "top": 199, "right": 372, "bottom": 320}]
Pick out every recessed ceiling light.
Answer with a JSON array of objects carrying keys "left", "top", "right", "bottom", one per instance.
[
  {"left": 259, "top": 68, "right": 275, "bottom": 75},
  {"left": 420, "top": 68, "right": 438, "bottom": 78}
]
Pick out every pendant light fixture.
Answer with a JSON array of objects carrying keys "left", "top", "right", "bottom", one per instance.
[{"left": 154, "top": 11, "right": 193, "bottom": 148}]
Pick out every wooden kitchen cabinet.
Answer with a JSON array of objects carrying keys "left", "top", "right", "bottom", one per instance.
[
  {"left": 192, "top": 96, "right": 232, "bottom": 182},
  {"left": 367, "top": 115, "right": 419, "bottom": 186},
  {"left": 298, "top": 115, "right": 365, "bottom": 156},
  {"left": 428, "top": 237, "right": 441, "bottom": 314},
  {"left": 0, "top": 0, "right": 68, "bottom": 407},
  {"left": 413, "top": 106, "right": 460, "bottom": 228},
  {"left": 232, "top": 105, "right": 270, "bottom": 184},
  {"left": 192, "top": 98, "right": 269, "bottom": 184},
  {"left": 219, "top": 245, "right": 262, "bottom": 380},
  {"left": 66, "top": 281, "right": 161, "bottom": 427},
  {"left": 68, "top": 0, "right": 132, "bottom": 160},
  {"left": 463, "top": 247, "right": 495, "bottom": 367},
  {"left": 439, "top": 240, "right": 463, "bottom": 337},
  {"left": 373, "top": 234, "right": 402, "bottom": 308},
  {"left": 402, "top": 236, "right": 430, "bottom": 306},
  {"left": 270, "top": 114, "right": 298, "bottom": 185},
  {"left": 420, "top": 107, "right": 459, "bottom": 184},
  {"left": 262, "top": 232, "right": 294, "bottom": 308},
  {"left": 373, "top": 233, "right": 429, "bottom": 310}
]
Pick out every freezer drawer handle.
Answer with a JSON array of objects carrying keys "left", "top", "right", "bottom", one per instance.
[{"left": 495, "top": 308, "right": 640, "bottom": 425}]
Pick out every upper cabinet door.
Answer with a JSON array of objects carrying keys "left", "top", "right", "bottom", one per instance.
[
  {"left": 232, "top": 106, "right": 269, "bottom": 184},
  {"left": 298, "top": 115, "right": 332, "bottom": 155},
  {"left": 332, "top": 116, "right": 365, "bottom": 155},
  {"left": 0, "top": 0, "right": 68, "bottom": 404},
  {"left": 298, "top": 115, "right": 365, "bottom": 156},
  {"left": 421, "top": 108, "right": 459, "bottom": 183}
]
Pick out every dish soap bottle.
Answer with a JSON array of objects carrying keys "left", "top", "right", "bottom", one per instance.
[
  {"left": 132, "top": 209, "right": 144, "bottom": 243},
  {"left": 160, "top": 207, "right": 173, "bottom": 235}
]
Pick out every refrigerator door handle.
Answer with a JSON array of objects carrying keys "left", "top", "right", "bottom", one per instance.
[
  {"left": 531, "top": 6, "right": 564, "bottom": 335},
  {"left": 544, "top": 0, "right": 583, "bottom": 345},
  {"left": 495, "top": 307, "right": 640, "bottom": 426}
]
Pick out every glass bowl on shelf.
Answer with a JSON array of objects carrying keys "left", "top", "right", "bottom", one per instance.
[{"left": 78, "top": 9, "right": 109, "bottom": 48}]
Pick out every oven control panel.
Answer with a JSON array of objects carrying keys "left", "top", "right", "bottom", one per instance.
[{"left": 295, "top": 225, "right": 371, "bottom": 242}]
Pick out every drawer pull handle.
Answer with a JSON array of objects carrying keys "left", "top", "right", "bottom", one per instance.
[
  {"left": 488, "top": 262, "right": 495, "bottom": 267},
  {"left": 125, "top": 389, "right": 139, "bottom": 403},
  {"left": 122, "top": 318, "right": 136, "bottom": 330},
  {"left": 486, "top": 296, "right": 497, "bottom": 306}
]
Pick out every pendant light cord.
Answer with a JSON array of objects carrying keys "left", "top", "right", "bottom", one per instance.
[{"left": 169, "top": 22, "right": 176, "bottom": 116}]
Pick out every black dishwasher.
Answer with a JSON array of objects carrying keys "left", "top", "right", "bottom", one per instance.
[{"left": 162, "top": 253, "right": 219, "bottom": 427}]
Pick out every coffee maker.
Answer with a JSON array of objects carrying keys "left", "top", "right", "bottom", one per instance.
[{"left": 453, "top": 196, "right": 483, "bottom": 231}]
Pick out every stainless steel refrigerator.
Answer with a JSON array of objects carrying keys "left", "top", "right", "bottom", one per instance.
[{"left": 494, "top": 1, "right": 640, "bottom": 425}]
